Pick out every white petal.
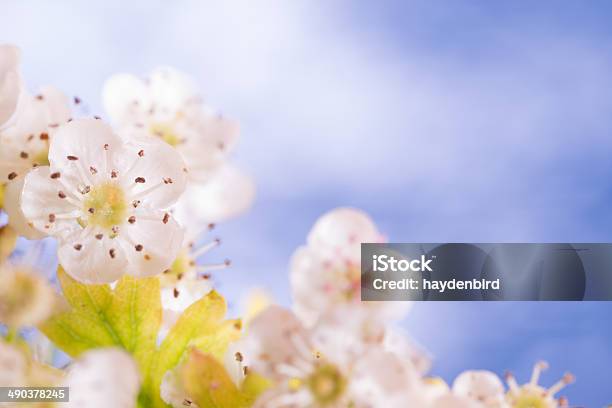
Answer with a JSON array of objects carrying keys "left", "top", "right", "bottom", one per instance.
[
  {"left": 0, "top": 340, "right": 28, "bottom": 387},
  {"left": 307, "top": 207, "right": 384, "bottom": 259},
  {"left": 350, "top": 350, "right": 422, "bottom": 407},
  {"left": 65, "top": 349, "right": 140, "bottom": 408},
  {"left": 0, "top": 45, "right": 21, "bottom": 127},
  {"left": 0, "top": 87, "right": 71, "bottom": 174},
  {"left": 383, "top": 328, "right": 431, "bottom": 375},
  {"left": 160, "top": 369, "right": 191, "bottom": 408},
  {"left": 58, "top": 228, "right": 127, "bottom": 284},
  {"left": 290, "top": 246, "right": 409, "bottom": 328},
  {"left": 48, "top": 118, "right": 123, "bottom": 182},
  {"left": 180, "top": 115, "right": 240, "bottom": 182},
  {"left": 0, "top": 44, "right": 20, "bottom": 74},
  {"left": 223, "top": 340, "right": 248, "bottom": 387},
  {"left": 20, "top": 166, "right": 81, "bottom": 237},
  {"left": 452, "top": 371, "right": 505, "bottom": 403},
  {"left": 246, "top": 306, "right": 311, "bottom": 381},
  {"left": 36, "top": 85, "right": 71, "bottom": 125},
  {"left": 3, "top": 176, "right": 46, "bottom": 239},
  {"left": 148, "top": 67, "right": 197, "bottom": 111},
  {"left": 122, "top": 210, "right": 184, "bottom": 278},
  {"left": 161, "top": 278, "right": 212, "bottom": 313},
  {"left": 174, "top": 165, "right": 255, "bottom": 226},
  {"left": 432, "top": 394, "right": 485, "bottom": 408},
  {"left": 116, "top": 134, "right": 188, "bottom": 209},
  {"left": 102, "top": 73, "right": 149, "bottom": 124}
]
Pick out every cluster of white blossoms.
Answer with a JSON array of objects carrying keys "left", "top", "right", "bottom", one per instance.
[
  {"left": 1, "top": 45, "right": 252, "bottom": 288},
  {"left": 0, "top": 44, "right": 576, "bottom": 408},
  {"left": 234, "top": 208, "right": 574, "bottom": 408}
]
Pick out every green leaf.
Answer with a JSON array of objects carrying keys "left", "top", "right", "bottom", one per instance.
[
  {"left": 241, "top": 373, "right": 272, "bottom": 406},
  {"left": 108, "top": 275, "right": 161, "bottom": 373},
  {"left": 40, "top": 267, "right": 161, "bottom": 373},
  {"left": 143, "top": 290, "right": 231, "bottom": 408},
  {"left": 180, "top": 349, "right": 271, "bottom": 408},
  {"left": 42, "top": 269, "right": 241, "bottom": 408},
  {"left": 190, "top": 319, "right": 242, "bottom": 361},
  {"left": 182, "top": 349, "right": 246, "bottom": 408}
]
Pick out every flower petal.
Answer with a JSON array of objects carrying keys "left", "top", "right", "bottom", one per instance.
[
  {"left": 307, "top": 207, "right": 384, "bottom": 261},
  {"left": 148, "top": 67, "right": 197, "bottom": 112},
  {"left": 102, "top": 73, "right": 149, "bottom": 124},
  {"left": 0, "top": 45, "right": 21, "bottom": 127},
  {"left": 57, "top": 227, "right": 127, "bottom": 284},
  {"left": 3, "top": 177, "right": 46, "bottom": 239},
  {"left": 20, "top": 166, "right": 81, "bottom": 238},
  {"left": 161, "top": 278, "right": 212, "bottom": 313},
  {"left": 246, "top": 306, "right": 311, "bottom": 381},
  {"left": 452, "top": 370, "right": 505, "bottom": 403},
  {"left": 0, "top": 340, "right": 27, "bottom": 387},
  {"left": 0, "top": 86, "right": 71, "bottom": 173},
  {"left": 431, "top": 394, "right": 484, "bottom": 408},
  {"left": 121, "top": 209, "right": 184, "bottom": 278},
  {"left": 180, "top": 115, "right": 240, "bottom": 182},
  {"left": 174, "top": 165, "right": 255, "bottom": 226},
  {"left": 350, "top": 350, "right": 421, "bottom": 406},
  {"left": 117, "top": 134, "right": 188, "bottom": 209},
  {"left": 48, "top": 118, "right": 123, "bottom": 183},
  {"left": 65, "top": 349, "right": 140, "bottom": 408}
]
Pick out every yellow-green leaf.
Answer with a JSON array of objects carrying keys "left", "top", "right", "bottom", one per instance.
[
  {"left": 241, "top": 373, "right": 272, "bottom": 406},
  {"left": 108, "top": 275, "right": 161, "bottom": 372},
  {"left": 40, "top": 267, "right": 161, "bottom": 373},
  {"left": 144, "top": 290, "right": 228, "bottom": 408},
  {"left": 182, "top": 349, "right": 246, "bottom": 408},
  {"left": 190, "top": 319, "right": 242, "bottom": 361}
]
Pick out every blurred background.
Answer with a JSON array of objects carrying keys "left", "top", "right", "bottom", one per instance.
[{"left": 2, "top": 0, "right": 612, "bottom": 405}]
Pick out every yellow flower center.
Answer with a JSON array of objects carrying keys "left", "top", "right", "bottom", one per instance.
[
  {"left": 150, "top": 122, "right": 181, "bottom": 146},
  {"left": 0, "top": 269, "right": 52, "bottom": 327},
  {"left": 82, "top": 182, "right": 127, "bottom": 230},
  {"left": 509, "top": 393, "right": 549, "bottom": 408},
  {"left": 32, "top": 149, "right": 50, "bottom": 167},
  {"left": 328, "top": 265, "right": 361, "bottom": 302},
  {"left": 159, "top": 249, "right": 194, "bottom": 286},
  {"left": 307, "top": 364, "right": 346, "bottom": 405}
]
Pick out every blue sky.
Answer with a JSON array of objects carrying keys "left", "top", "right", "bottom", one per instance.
[{"left": 2, "top": 1, "right": 612, "bottom": 405}]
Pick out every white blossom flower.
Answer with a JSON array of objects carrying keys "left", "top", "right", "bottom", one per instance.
[
  {"left": 102, "top": 67, "right": 254, "bottom": 227},
  {"left": 290, "top": 207, "right": 408, "bottom": 328},
  {"left": 382, "top": 327, "right": 431, "bottom": 375},
  {"left": 0, "top": 264, "right": 56, "bottom": 328},
  {"left": 1, "top": 85, "right": 71, "bottom": 238},
  {"left": 452, "top": 370, "right": 507, "bottom": 408},
  {"left": 19, "top": 118, "right": 187, "bottom": 283},
  {"left": 0, "top": 44, "right": 22, "bottom": 128},
  {"left": 505, "top": 361, "right": 573, "bottom": 408},
  {"left": 172, "top": 163, "right": 255, "bottom": 229},
  {"left": 0, "top": 339, "right": 63, "bottom": 404},
  {"left": 432, "top": 393, "right": 486, "bottom": 408},
  {"left": 64, "top": 348, "right": 140, "bottom": 408},
  {"left": 158, "top": 225, "right": 234, "bottom": 338},
  {"left": 102, "top": 67, "right": 235, "bottom": 182},
  {"left": 245, "top": 306, "right": 423, "bottom": 408},
  {"left": 0, "top": 340, "right": 28, "bottom": 388}
]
